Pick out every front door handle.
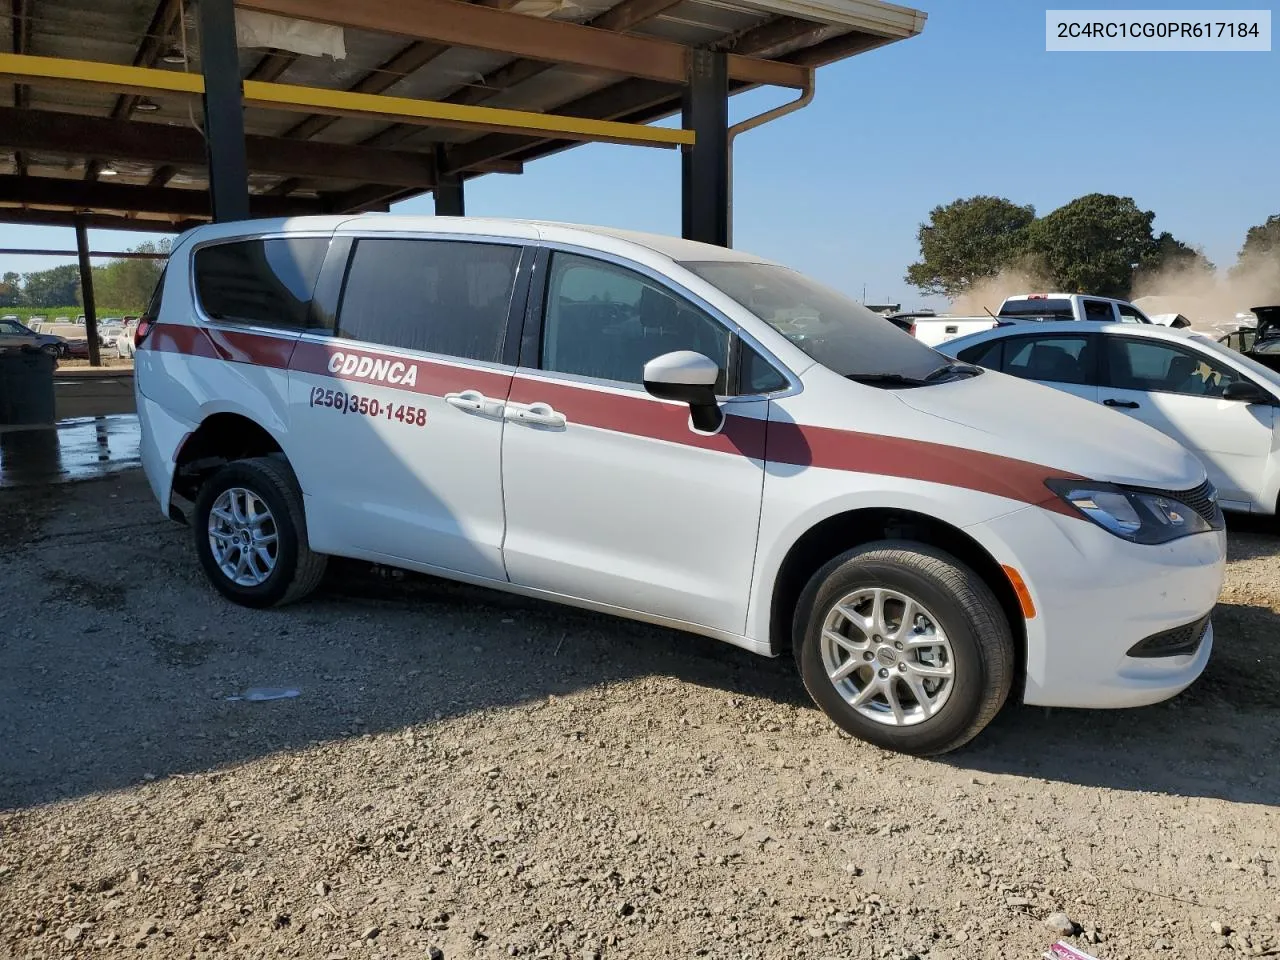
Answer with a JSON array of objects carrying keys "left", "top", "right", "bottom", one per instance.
[
  {"left": 505, "top": 401, "right": 567, "bottom": 428},
  {"left": 1103, "top": 398, "right": 1140, "bottom": 409},
  {"left": 445, "top": 389, "right": 504, "bottom": 417}
]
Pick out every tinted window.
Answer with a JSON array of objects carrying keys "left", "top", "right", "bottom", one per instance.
[
  {"left": 1105, "top": 338, "right": 1245, "bottom": 398},
  {"left": 740, "top": 343, "right": 788, "bottom": 393},
  {"left": 1004, "top": 335, "right": 1093, "bottom": 385},
  {"left": 998, "top": 298, "right": 1074, "bottom": 320},
  {"left": 338, "top": 239, "right": 520, "bottom": 363},
  {"left": 957, "top": 339, "right": 1004, "bottom": 369},
  {"left": 542, "top": 253, "right": 731, "bottom": 392},
  {"left": 194, "top": 237, "right": 328, "bottom": 329},
  {"left": 1083, "top": 299, "right": 1114, "bottom": 322},
  {"left": 681, "top": 260, "right": 944, "bottom": 381},
  {"left": 0, "top": 320, "right": 25, "bottom": 334}
]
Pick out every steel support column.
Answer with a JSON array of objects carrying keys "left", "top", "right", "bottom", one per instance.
[
  {"left": 435, "top": 149, "right": 465, "bottom": 216},
  {"left": 681, "top": 49, "right": 729, "bottom": 247},
  {"left": 75, "top": 217, "right": 102, "bottom": 367},
  {"left": 199, "top": 0, "right": 250, "bottom": 221}
]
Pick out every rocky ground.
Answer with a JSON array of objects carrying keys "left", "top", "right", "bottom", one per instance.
[{"left": 1, "top": 470, "right": 1278, "bottom": 960}]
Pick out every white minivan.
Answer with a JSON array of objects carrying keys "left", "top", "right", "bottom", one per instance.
[{"left": 135, "top": 217, "right": 1226, "bottom": 755}]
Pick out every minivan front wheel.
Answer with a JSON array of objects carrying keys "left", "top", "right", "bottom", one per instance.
[
  {"left": 193, "top": 457, "right": 327, "bottom": 608},
  {"left": 795, "top": 541, "right": 1013, "bottom": 755}
]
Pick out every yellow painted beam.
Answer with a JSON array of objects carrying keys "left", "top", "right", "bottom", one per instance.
[{"left": 0, "top": 53, "right": 694, "bottom": 148}]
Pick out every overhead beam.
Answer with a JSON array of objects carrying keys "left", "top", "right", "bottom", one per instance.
[
  {"left": 246, "top": 49, "right": 299, "bottom": 82},
  {"left": 356, "top": 0, "right": 685, "bottom": 156},
  {"left": 234, "top": 0, "right": 810, "bottom": 88},
  {"left": 442, "top": 17, "right": 830, "bottom": 174},
  {"left": 0, "top": 107, "right": 439, "bottom": 187},
  {"left": 0, "top": 54, "right": 695, "bottom": 147},
  {"left": 0, "top": 175, "right": 327, "bottom": 218},
  {"left": 0, "top": 207, "right": 197, "bottom": 231},
  {"left": 0, "top": 247, "right": 170, "bottom": 258}
]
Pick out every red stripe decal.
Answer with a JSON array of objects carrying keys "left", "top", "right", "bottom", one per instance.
[
  {"left": 510, "top": 376, "right": 768, "bottom": 459},
  {"left": 150, "top": 324, "right": 1078, "bottom": 514}
]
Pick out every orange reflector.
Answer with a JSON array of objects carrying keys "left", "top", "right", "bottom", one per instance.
[{"left": 1001, "top": 565, "right": 1037, "bottom": 620}]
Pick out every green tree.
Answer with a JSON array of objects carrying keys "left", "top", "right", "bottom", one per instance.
[
  {"left": 20, "top": 264, "right": 82, "bottom": 308},
  {"left": 1024, "top": 194, "right": 1158, "bottom": 298},
  {"left": 904, "top": 196, "right": 1036, "bottom": 298},
  {"left": 92, "top": 242, "right": 168, "bottom": 313},
  {"left": 1141, "top": 231, "right": 1215, "bottom": 274},
  {"left": 1238, "top": 214, "right": 1280, "bottom": 263},
  {"left": 0, "top": 271, "right": 20, "bottom": 308}
]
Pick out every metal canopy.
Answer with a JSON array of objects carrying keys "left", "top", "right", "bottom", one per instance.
[{"left": 0, "top": 0, "right": 925, "bottom": 229}]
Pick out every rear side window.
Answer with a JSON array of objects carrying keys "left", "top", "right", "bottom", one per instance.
[
  {"left": 1004, "top": 335, "right": 1094, "bottom": 385},
  {"left": 194, "top": 237, "right": 328, "bottom": 329},
  {"left": 1116, "top": 303, "right": 1149, "bottom": 323},
  {"left": 337, "top": 239, "right": 520, "bottom": 363},
  {"left": 1082, "top": 299, "right": 1115, "bottom": 322},
  {"left": 999, "top": 298, "right": 1074, "bottom": 320}
]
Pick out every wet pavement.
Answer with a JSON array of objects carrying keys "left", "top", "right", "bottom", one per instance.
[{"left": 0, "top": 415, "right": 141, "bottom": 488}]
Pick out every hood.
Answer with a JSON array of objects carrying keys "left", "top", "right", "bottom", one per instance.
[
  {"left": 1252, "top": 305, "right": 1280, "bottom": 341},
  {"left": 893, "top": 370, "right": 1205, "bottom": 490}
]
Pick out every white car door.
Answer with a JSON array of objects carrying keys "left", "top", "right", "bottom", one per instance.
[
  {"left": 287, "top": 235, "right": 528, "bottom": 580},
  {"left": 1099, "top": 335, "right": 1275, "bottom": 508},
  {"left": 499, "top": 249, "right": 772, "bottom": 635}
]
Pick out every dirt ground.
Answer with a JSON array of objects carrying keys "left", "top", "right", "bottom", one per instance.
[{"left": 1, "top": 470, "right": 1278, "bottom": 960}]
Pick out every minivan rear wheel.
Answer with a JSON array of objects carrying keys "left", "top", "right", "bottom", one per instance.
[
  {"left": 192, "top": 457, "right": 327, "bottom": 608},
  {"left": 794, "top": 540, "right": 1013, "bottom": 755}
]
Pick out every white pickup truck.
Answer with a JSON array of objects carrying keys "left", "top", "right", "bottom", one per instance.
[{"left": 909, "top": 293, "right": 1161, "bottom": 347}]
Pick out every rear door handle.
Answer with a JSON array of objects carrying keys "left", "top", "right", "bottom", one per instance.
[
  {"left": 1103, "top": 398, "right": 1140, "bottom": 409},
  {"left": 504, "top": 401, "right": 567, "bottom": 428},
  {"left": 444, "top": 389, "right": 504, "bottom": 417}
]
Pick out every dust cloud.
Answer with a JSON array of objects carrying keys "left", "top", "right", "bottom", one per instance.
[
  {"left": 948, "top": 264, "right": 1053, "bottom": 316},
  {"left": 1130, "top": 255, "right": 1280, "bottom": 333}
]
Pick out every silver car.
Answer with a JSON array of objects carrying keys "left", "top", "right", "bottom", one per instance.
[{"left": 0, "top": 316, "right": 68, "bottom": 357}]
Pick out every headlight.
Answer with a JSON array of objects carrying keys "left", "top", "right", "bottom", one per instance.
[{"left": 1045, "top": 479, "right": 1214, "bottom": 544}]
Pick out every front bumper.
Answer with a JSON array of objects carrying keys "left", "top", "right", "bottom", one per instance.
[{"left": 970, "top": 505, "right": 1225, "bottom": 709}]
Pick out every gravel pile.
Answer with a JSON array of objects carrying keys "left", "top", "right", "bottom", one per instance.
[{"left": 2, "top": 471, "right": 1278, "bottom": 960}]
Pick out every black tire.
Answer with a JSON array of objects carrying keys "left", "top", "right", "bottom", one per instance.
[
  {"left": 40, "top": 343, "right": 59, "bottom": 358},
  {"left": 192, "top": 456, "right": 327, "bottom": 608},
  {"left": 794, "top": 540, "right": 1014, "bottom": 756}
]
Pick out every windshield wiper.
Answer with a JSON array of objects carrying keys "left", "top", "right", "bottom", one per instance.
[
  {"left": 846, "top": 372, "right": 932, "bottom": 387},
  {"left": 924, "top": 361, "right": 984, "bottom": 382}
]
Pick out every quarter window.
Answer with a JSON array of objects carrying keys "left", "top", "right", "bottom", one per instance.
[
  {"left": 1004, "top": 335, "right": 1094, "bottom": 385},
  {"left": 541, "top": 253, "right": 731, "bottom": 392},
  {"left": 194, "top": 237, "right": 328, "bottom": 329},
  {"left": 956, "top": 339, "right": 1004, "bottom": 370},
  {"left": 337, "top": 239, "right": 521, "bottom": 363},
  {"left": 1105, "top": 338, "right": 1245, "bottom": 398}
]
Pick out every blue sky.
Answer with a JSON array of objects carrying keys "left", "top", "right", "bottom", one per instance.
[{"left": 2, "top": 0, "right": 1275, "bottom": 309}]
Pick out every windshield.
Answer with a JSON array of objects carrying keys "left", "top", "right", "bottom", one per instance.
[
  {"left": 1190, "top": 334, "right": 1280, "bottom": 389},
  {"left": 681, "top": 260, "right": 948, "bottom": 381}
]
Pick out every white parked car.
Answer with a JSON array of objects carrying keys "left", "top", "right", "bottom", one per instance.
[
  {"left": 940, "top": 321, "right": 1280, "bottom": 514},
  {"left": 135, "top": 217, "right": 1226, "bottom": 755}
]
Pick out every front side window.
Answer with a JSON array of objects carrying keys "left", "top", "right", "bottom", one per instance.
[
  {"left": 194, "top": 237, "right": 328, "bottom": 329},
  {"left": 1105, "top": 337, "right": 1246, "bottom": 398},
  {"left": 541, "top": 253, "right": 731, "bottom": 391},
  {"left": 337, "top": 239, "right": 521, "bottom": 363},
  {"left": 1003, "top": 335, "right": 1094, "bottom": 384}
]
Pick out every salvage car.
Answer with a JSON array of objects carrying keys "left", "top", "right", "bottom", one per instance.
[
  {"left": 135, "top": 217, "right": 1227, "bottom": 756},
  {"left": 0, "top": 315, "right": 69, "bottom": 357},
  {"left": 941, "top": 320, "right": 1280, "bottom": 514}
]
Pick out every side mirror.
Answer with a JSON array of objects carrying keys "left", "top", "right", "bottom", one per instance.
[
  {"left": 643, "top": 350, "right": 723, "bottom": 432},
  {"left": 1223, "top": 380, "right": 1273, "bottom": 404}
]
